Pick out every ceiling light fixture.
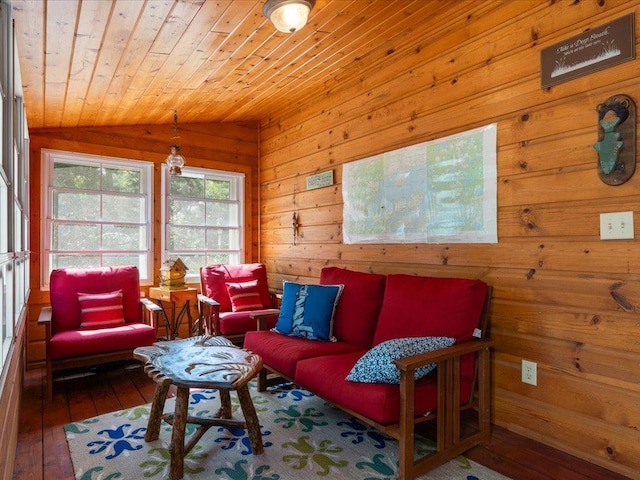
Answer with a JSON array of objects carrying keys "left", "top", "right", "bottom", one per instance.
[
  {"left": 262, "top": 0, "right": 315, "bottom": 33},
  {"left": 165, "top": 110, "right": 185, "bottom": 175}
]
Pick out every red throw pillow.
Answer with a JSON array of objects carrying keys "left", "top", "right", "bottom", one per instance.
[
  {"left": 78, "top": 290, "right": 126, "bottom": 330},
  {"left": 226, "top": 280, "right": 265, "bottom": 312}
]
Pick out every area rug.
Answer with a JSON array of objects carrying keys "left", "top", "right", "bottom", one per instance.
[{"left": 65, "top": 383, "right": 510, "bottom": 480}]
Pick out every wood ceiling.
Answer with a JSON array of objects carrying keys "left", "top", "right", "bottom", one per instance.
[{"left": 10, "top": 0, "right": 459, "bottom": 129}]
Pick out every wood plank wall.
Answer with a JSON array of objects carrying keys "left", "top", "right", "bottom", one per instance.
[
  {"left": 257, "top": 1, "right": 640, "bottom": 477},
  {"left": 26, "top": 122, "right": 259, "bottom": 365}
]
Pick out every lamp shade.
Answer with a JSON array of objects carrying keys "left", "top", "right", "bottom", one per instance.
[{"left": 263, "top": 0, "right": 315, "bottom": 33}]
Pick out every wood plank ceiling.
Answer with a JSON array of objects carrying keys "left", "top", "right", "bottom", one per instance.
[{"left": 10, "top": 0, "right": 453, "bottom": 129}]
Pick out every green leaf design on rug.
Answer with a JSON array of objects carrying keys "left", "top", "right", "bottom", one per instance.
[
  {"left": 356, "top": 452, "right": 397, "bottom": 477},
  {"left": 114, "top": 405, "right": 150, "bottom": 421},
  {"left": 273, "top": 405, "right": 328, "bottom": 431},
  {"left": 140, "top": 445, "right": 207, "bottom": 477},
  {"left": 64, "top": 423, "right": 91, "bottom": 435},
  {"left": 214, "top": 459, "right": 279, "bottom": 480},
  {"left": 78, "top": 466, "right": 122, "bottom": 479},
  {"left": 282, "top": 435, "right": 347, "bottom": 475}
]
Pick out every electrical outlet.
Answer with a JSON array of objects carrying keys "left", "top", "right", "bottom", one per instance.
[
  {"left": 600, "top": 211, "right": 634, "bottom": 240},
  {"left": 522, "top": 359, "right": 537, "bottom": 386}
]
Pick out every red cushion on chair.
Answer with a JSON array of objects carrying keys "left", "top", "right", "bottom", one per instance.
[
  {"left": 200, "top": 263, "right": 273, "bottom": 312},
  {"left": 78, "top": 290, "right": 126, "bottom": 329},
  {"left": 226, "top": 280, "right": 264, "bottom": 312},
  {"left": 49, "top": 266, "right": 143, "bottom": 334}
]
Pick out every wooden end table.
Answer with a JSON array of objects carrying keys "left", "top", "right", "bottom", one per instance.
[
  {"left": 134, "top": 335, "right": 264, "bottom": 480},
  {"left": 148, "top": 287, "right": 198, "bottom": 340}
]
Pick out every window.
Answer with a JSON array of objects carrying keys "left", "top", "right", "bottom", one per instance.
[
  {"left": 163, "top": 166, "right": 244, "bottom": 280},
  {"left": 41, "top": 150, "right": 153, "bottom": 288}
]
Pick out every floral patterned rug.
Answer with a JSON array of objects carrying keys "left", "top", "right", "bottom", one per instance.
[{"left": 65, "top": 383, "right": 510, "bottom": 480}]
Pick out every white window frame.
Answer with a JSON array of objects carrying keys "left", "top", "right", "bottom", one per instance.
[
  {"left": 41, "top": 149, "right": 154, "bottom": 289},
  {"left": 161, "top": 165, "right": 245, "bottom": 283}
]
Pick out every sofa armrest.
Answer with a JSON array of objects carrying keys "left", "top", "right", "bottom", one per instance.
[
  {"left": 197, "top": 293, "right": 221, "bottom": 335},
  {"left": 394, "top": 338, "right": 495, "bottom": 372},
  {"left": 38, "top": 305, "right": 52, "bottom": 325},
  {"left": 250, "top": 309, "right": 280, "bottom": 330},
  {"left": 141, "top": 297, "right": 163, "bottom": 329}
]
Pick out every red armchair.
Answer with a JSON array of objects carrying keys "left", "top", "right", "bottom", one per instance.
[
  {"left": 198, "top": 263, "right": 279, "bottom": 344},
  {"left": 38, "top": 265, "right": 160, "bottom": 399}
]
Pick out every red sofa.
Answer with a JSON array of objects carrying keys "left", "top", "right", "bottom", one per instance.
[{"left": 244, "top": 267, "right": 493, "bottom": 480}]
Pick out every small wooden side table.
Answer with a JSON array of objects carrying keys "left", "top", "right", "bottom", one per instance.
[
  {"left": 149, "top": 287, "right": 198, "bottom": 340},
  {"left": 134, "top": 335, "right": 264, "bottom": 480}
]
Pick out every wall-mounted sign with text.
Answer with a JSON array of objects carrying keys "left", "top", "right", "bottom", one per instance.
[{"left": 541, "top": 14, "right": 635, "bottom": 89}]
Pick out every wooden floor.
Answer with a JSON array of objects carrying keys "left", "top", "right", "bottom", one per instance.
[{"left": 12, "top": 363, "right": 629, "bottom": 480}]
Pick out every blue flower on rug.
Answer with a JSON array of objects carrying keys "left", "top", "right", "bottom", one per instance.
[
  {"left": 272, "top": 386, "right": 314, "bottom": 402},
  {"left": 190, "top": 390, "right": 217, "bottom": 405},
  {"left": 213, "top": 425, "right": 273, "bottom": 454},
  {"left": 337, "top": 417, "right": 395, "bottom": 448},
  {"left": 86, "top": 423, "right": 146, "bottom": 459}
]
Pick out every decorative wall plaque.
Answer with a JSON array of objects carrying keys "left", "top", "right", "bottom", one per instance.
[
  {"left": 594, "top": 94, "right": 636, "bottom": 186},
  {"left": 541, "top": 14, "right": 635, "bottom": 89}
]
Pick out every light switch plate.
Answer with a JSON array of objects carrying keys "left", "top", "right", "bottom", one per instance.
[{"left": 600, "top": 211, "right": 634, "bottom": 240}]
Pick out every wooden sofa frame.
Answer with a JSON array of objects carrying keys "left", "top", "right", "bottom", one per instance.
[{"left": 253, "top": 287, "right": 494, "bottom": 480}]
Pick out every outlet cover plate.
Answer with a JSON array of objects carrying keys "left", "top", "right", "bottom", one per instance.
[{"left": 522, "top": 359, "right": 537, "bottom": 386}]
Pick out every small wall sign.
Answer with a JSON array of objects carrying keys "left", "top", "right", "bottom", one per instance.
[
  {"left": 306, "top": 170, "right": 334, "bottom": 190},
  {"left": 541, "top": 14, "right": 635, "bottom": 89}
]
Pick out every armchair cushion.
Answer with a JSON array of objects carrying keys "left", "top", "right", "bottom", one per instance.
[
  {"left": 274, "top": 281, "right": 343, "bottom": 341},
  {"left": 78, "top": 290, "right": 126, "bottom": 330},
  {"left": 346, "top": 336, "right": 455, "bottom": 384},
  {"left": 200, "top": 263, "right": 273, "bottom": 312},
  {"left": 226, "top": 280, "right": 264, "bottom": 312}
]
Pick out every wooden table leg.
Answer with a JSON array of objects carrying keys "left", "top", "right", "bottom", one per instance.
[
  {"left": 218, "top": 389, "right": 231, "bottom": 419},
  {"left": 145, "top": 378, "right": 171, "bottom": 442},
  {"left": 236, "top": 385, "right": 264, "bottom": 454},
  {"left": 169, "top": 386, "right": 189, "bottom": 480}
]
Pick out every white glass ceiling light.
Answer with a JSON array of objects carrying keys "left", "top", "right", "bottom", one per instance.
[
  {"left": 263, "top": 0, "right": 315, "bottom": 33},
  {"left": 165, "top": 110, "right": 185, "bottom": 175}
]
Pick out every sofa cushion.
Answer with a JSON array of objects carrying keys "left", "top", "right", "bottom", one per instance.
[
  {"left": 200, "top": 263, "right": 273, "bottom": 313},
  {"left": 49, "top": 323, "right": 157, "bottom": 360},
  {"left": 295, "top": 352, "right": 472, "bottom": 425},
  {"left": 217, "top": 309, "right": 279, "bottom": 335},
  {"left": 274, "top": 282, "right": 343, "bottom": 341},
  {"left": 49, "top": 266, "right": 143, "bottom": 334},
  {"left": 373, "top": 274, "right": 487, "bottom": 345},
  {"left": 78, "top": 290, "right": 126, "bottom": 330},
  {"left": 226, "top": 280, "right": 264, "bottom": 312},
  {"left": 346, "top": 336, "right": 455, "bottom": 384},
  {"left": 320, "top": 267, "right": 386, "bottom": 348},
  {"left": 244, "top": 330, "right": 363, "bottom": 379}
]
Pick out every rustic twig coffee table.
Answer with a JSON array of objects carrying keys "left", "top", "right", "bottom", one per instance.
[{"left": 134, "top": 335, "right": 264, "bottom": 480}]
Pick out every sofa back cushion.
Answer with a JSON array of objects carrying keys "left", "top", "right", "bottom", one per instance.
[
  {"left": 49, "top": 265, "right": 142, "bottom": 334},
  {"left": 373, "top": 274, "right": 488, "bottom": 346},
  {"left": 200, "top": 263, "right": 273, "bottom": 313},
  {"left": 320, "top": 267, "right": 386, "bottom": 348}
]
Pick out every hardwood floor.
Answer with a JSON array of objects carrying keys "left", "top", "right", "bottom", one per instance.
[{"left": 12, "top": 363, "right": 629, "bottom": 480}]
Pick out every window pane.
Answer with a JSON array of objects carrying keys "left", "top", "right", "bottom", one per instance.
[
  {"left": 206, "top": 178, "right": 231, "bottom": 200},
  {"left": 52, "top": 254, "right": 101, "bottom": 269},
  {"left": 103, "top": 224, "right": 145, "bottom": 250},
  {"left": 169, "top": 199, "right": 205, "bottom": 225},
  {"left": 206, "top": 253, "right": 234, "bottom": 265},
  {"left": 170, "top": 176, "right": 204, "bottom": 197},
  {"left": 53, "top": 192, "right": 100, "bottom": 220},
  {"left": 53, "top": 162, "right": 100, "bottom": 190},
  {"left": 206, "top": 201, "right": 238, "bottom": 226},
  {"left": 52, "top": 223, "right": 100, "bottom": 250},
  {"left": 103, "top": 166, "right": 141, "bottom": 193},
  {"left": 102, "top": 194, "right": 145, "bottom": 223},
  {"left": 206, "top": 228, "right": 231, "bottom": 250},
  {"left": 172, "top": 254, "right": 205, "bottom": 273},
  {"left": 103, "top": 254, "right": 147, "bottom": 274},
  {"left": 168, "top": 226, "right": 205, "bottom": 250}
]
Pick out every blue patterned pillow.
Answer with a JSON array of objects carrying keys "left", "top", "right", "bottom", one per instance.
[
  {"left": 274, "top": 281, "right": 343, "bottom": 341},
  {"left": 346, "top": 336, "right": 456, "bottom": 384}
]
